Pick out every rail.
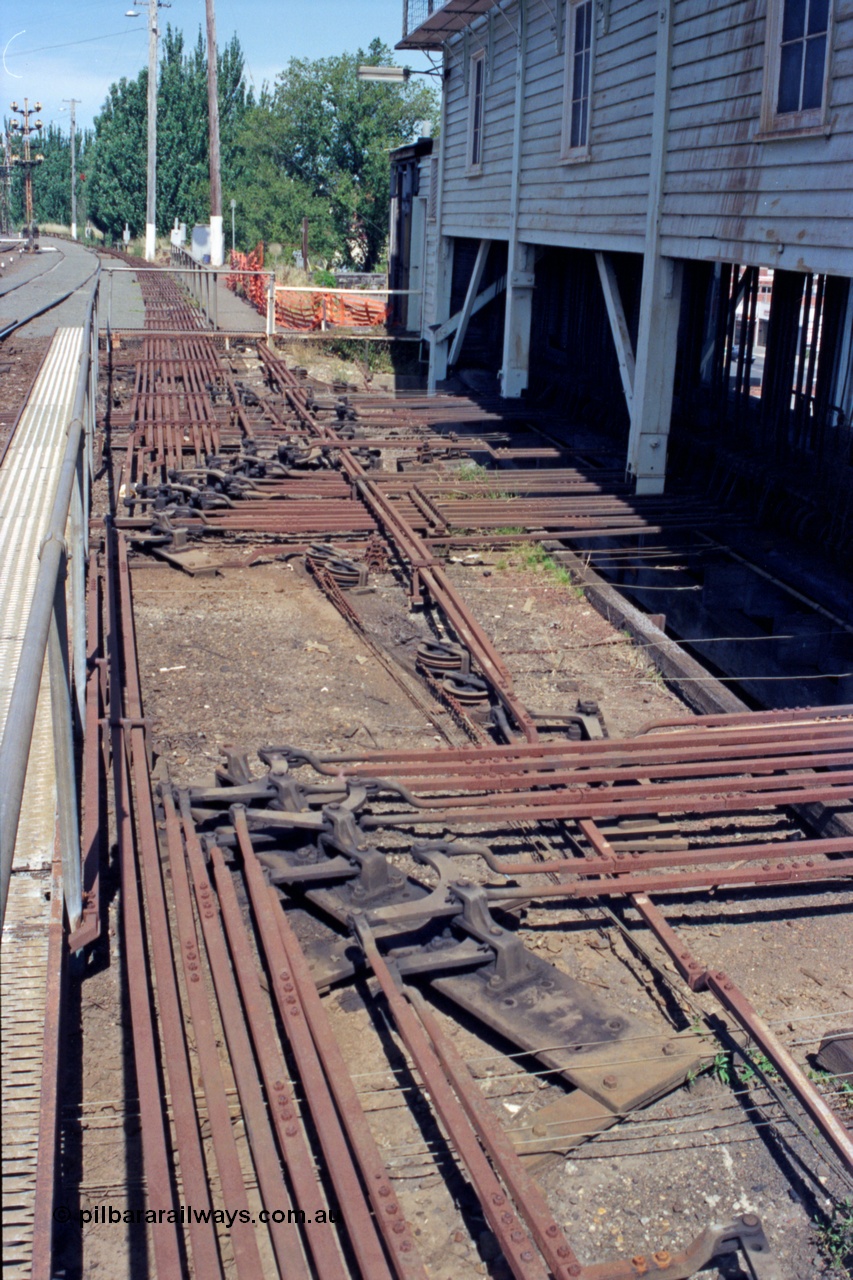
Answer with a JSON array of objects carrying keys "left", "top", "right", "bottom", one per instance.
[{"left": 0, "top": 267, "right": 100, "bottom": 931}]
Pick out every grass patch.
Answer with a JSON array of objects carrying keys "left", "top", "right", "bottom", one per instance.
[
  {"left": 494, "top": 541, "right": 585, "bottom": 595},
  {"left": 815, "top": 1197, "right": 853, "bottom": 1273}
]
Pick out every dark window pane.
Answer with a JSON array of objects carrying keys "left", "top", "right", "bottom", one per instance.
[
  {"left": 570, "top": 104, "right": 581, "bottom": 149},
  {"left": 782, "top": 0, "right": 806, "bottom": 43},
  {"left": 575, "top": 3, "right": 587, "bottom": 49},
  {"left": 574, "top": 49, "right": 585, "bottom": 88},
  {"left": 580, "top": 97, "right": 588, "bottom": 146},
  {"left": 802, "top": 34, "right": 826, "bottom": 107},
  {"left": 807, "top": 0, "right": 829, "bottom": 36},
  {"left": 777, "top": 41, "right": 803, "bottom": 112}
]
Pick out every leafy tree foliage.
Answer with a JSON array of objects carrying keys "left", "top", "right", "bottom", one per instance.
[
  {"left": 87, "top": 72, "right": 148, "bottom": 237},
  {"left": 250, "top": 39, "right": 439, "bottom": 269},
  {"left": 80, "top": 31, "right": 438, "bottom": 265},
  {"left": 87, "top": 28, "right": 251, "bottom": 240}
]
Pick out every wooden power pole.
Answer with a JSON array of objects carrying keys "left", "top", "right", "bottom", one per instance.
[{"left": 205, "top": 0, "right": 224, "bottom": 267}]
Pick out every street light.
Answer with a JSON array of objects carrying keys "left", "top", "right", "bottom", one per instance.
[{"left": 357, "top": 65, "right": 412, "bottom": 83}]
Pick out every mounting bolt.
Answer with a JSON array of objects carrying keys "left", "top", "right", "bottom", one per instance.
[
  {"left": 741, "top": 1213, "right": 760, "bottom": 1228},
  {"left": 602, "top": 1074, "right": 618, "bottom": 1090},
  {"left": 378, "top": 1186, "right": 391, "bottom": 1197},
  {"left": 567, "top": 1265, "right": 582, "bottom": 1277},
  {"left": 662, "top": 1043, "right": 677, "bottom": 1056},
  {"left": 653, "top": 1251, "right": 671, "bottom": 1267},
  {"left": 532, "top": 1123, "right": 547, "bottom": 1137},
  {"left": 546, "top": 1224, "right": 559, "bottom": 1238},
  {"left": 492, "top": 1193, "right": 505, "bottom": 1206}
]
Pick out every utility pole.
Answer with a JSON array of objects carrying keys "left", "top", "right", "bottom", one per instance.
[
  {"left": 145, "top": 0, "right": 158, "bottom": 260},
  {"left": 126, "top": 1, "right": 165, "bottom": 259},
  {"left": 62, "top": 99, "right": 80, "bottom": 239},
  {"left": 205, "top": 0, "right": 223, "bottom": 266}
]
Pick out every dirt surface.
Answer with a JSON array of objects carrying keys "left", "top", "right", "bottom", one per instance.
[{"left": 75, "top": 540, "right": 848, "bottom": 1280}]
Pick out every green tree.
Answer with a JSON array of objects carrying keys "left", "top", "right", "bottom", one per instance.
[
  {"left": 256, "top": 39, "right": 439, "bottom": 269},
  {"left": 86, "top": 28, "right": 251, "bottom": 240},
  {"left": 87, "top": 73, "right": 148, "bottom": 238}
]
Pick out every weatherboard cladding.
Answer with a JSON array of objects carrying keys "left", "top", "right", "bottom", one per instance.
[
  {"left": 660, "top": 0, "right": 853, "bottom": 275},
  {"left": 425, "top": 0, "right": 853, "bottom": 276},
  {"left": 441, "top": 7, "right": 518, "bottom": 234}
]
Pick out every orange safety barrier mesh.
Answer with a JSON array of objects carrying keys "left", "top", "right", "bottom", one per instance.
[
  {"left": 275, "top": 290, "right": 389, "bottom": 331},
  {"left": 227, "top": 244, "right": 267, "bottom": 315},
  {"left": 227, "top": 243, "right": 389, "bottom": 331}
]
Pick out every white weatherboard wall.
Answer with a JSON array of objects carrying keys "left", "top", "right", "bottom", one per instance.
[
  {"left": 662, "top": 0, "right": 853, "bottom": 277},
  {"left": 441, "top": 7, "right": 518, "bottom": 237},
  {"left": 426, "top": 0, "right": 853, "bottom": 279},
  {"left": 518, "top": 0, "right": 656, "bottom": 250}
]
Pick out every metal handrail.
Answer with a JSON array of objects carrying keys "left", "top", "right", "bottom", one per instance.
[
  {"left": 0, "top": 267, "right": 100, "bottom": 931},
  {"left": 169, "top": 245, "right": 221, "bottom": 329}
]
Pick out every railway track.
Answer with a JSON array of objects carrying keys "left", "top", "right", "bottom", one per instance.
[
  {"left": 1, "top": 253, "right": 849, "bottom": 1276},
  {"left": 72, "top": 264, "right": 853, "bottom": 1279}
]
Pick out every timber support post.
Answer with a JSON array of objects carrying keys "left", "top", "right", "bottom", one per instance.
[
  {"left": 499, "top": 0, "right": 530, "bottom": 399},
  {"left": 626, "top": 0, "right": 682, "bottom": 495},
  {"left": 428, "top": 237, "right": 455, "bottom": 392},
  {"left": 500, "top": 242, "right": 535, "bottom": 398},
  {"left": 628, "top": 255, "right": 683, "bottom": 494}
]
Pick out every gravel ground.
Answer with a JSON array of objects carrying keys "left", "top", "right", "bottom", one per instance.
[{"left": 57, "top": 339, "right": 853, "bottom": 1280}]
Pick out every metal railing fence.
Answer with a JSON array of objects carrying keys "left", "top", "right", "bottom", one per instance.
[
  {"left": 0, "top": 268, "right": 100, "bottom": 932},
  {"left": 169, "top": 245, "right": 223, "bottom": 329}
]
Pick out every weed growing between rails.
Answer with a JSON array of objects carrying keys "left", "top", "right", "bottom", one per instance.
[
  {"left": 815, "top": 1197, "right": 853, "bottom": 1275},
  {"left": 495, "top": 540, "right": 585, "bottom": 596}
]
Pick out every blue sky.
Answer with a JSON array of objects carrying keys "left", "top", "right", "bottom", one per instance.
[{"left": 2, "top": 0, "right": 433, "bottom": 133}]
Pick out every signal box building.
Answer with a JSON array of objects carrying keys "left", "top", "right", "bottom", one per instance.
[{"left": 397, "top": 0, "right": 853, "bottom": 497}]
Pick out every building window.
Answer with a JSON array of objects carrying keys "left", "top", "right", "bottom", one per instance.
[
  {"left": 561, "top": 0, "right": 593, "bottom": 160},
  {"left": 761, "top": 0, "right": 832, "bottom": 134},
  {"left": 467, "top": 50, "right": 485, "bottom": 173}
]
